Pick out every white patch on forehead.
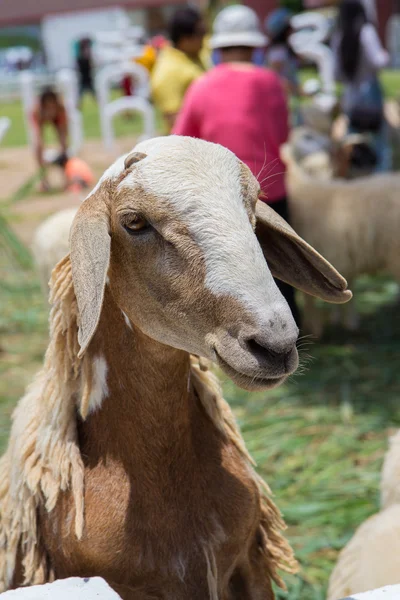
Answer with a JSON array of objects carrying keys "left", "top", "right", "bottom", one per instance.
[
  {"left": 88, "top": 355, "right": 109, "bottom": 414},
  {"left": 126, "top": 136, "right": 282, "bottom": 310},
  {"left": 122, "top": 310, "right": 133, "bottom": 331},
  {"left": 85, "top": 137, "right": 181, "bottom": 201},
  {"left": 84, "top": 149, "right": 135, "bottom": 201}
]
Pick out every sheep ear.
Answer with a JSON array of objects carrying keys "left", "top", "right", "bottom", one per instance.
[
  {"left": 124, "top": 151, "right": 147, "bottom": 169},
  {"left": 255, "top": 200, "right": 352, "bottom": 303},
  {"left": 70, "top": 193, "right": 111, "bottom": 358}
]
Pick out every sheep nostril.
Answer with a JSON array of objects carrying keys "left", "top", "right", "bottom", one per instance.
[{"left": 246, "top": 337, "right": 294, "bottom": 361}]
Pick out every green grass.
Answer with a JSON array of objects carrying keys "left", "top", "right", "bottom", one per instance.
[
  {"left": 1, "top": 218, "right": 400, "bottom": 598},
  {"left": 380, "top": 70, "right": 400, "bottom": 101},
  {"left": 225, "top": 275, "right": 400, "bottom": 598},
  {"left": 300, "top": 68, "right": 400, "bottom": 102}
]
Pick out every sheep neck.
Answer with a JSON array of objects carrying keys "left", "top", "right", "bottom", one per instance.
[{"left": 78, "top": 286, "right": 193, "bottom": 468}]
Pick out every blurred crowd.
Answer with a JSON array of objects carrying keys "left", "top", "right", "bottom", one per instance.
[
  {"left": 34, "top": 0, "right": 391, "bottom": 183},
  {"left": 30, "top": 0, "right": 392, "bottom": 321}
]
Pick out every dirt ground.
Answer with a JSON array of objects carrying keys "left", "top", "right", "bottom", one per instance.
[{"left": 1, "top": 137, "right": 139, "bottom": 245}]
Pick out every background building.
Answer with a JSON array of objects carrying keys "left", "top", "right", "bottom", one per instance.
[
  {"left": 2, "top": 0, "right": 400, "bottom": 70},
  {"left": 0, "top": 0, "right": 186, "bottom": 70}
]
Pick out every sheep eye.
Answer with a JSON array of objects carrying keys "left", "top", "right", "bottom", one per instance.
[{"left": 124, "top": 215, "right": 150, "bottom": 234}]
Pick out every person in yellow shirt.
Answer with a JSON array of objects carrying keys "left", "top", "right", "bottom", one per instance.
[
  {"left": 200, "top": 34, "right": 212, "bottom": 69},
  {"left": 151, "top": 7, "right": 207, "bottom": 132}
]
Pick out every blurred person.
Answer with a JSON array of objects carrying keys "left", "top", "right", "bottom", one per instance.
[
  {"left": 173, "top": 5, "right": 300, "bottom": 326},
  {"left": 265, "top": 8, "right": 299, "bottom": 97},
  {"left": 265, "top": 6, "right": 306, "bottom": 127},
  {"left": 76, "top": 38, "right": 95, "bottom": 103},
  {"left": 151, "top": 6, "right": 207, "bottom": 132},
  {"left": 53, "top": 152, "right": 95, "bottom": 194},
  {"left": 31, "top": 87, "right": 68, "bottom": 192},
  {"left": 332, "top": 0, "right": 391, "bottom": 171}
]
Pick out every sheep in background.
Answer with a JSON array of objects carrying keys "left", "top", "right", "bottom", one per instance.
[
  {"left": 289, "top": 127, "right": 377, "bottom": 181},
  {"left": 32, "top": 208, "right": 78, "bottom": 296},
  {"left": 289, "top": 127, "right": 334, "bottom": 181},
  {"left": 281, "top": 143, "right": 400, "bottom": 336},
  {"left": 299, "top": 151, "right": 334, "bottom": 180},
  {"left": 0, "top": 136, "right": 351, "bottom": 598},
  {"left": 328, "top": 430, "right": 400, "bottom": 599}
]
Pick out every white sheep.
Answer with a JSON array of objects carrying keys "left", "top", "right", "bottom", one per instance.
[
  {"left": 328, "top": 431, "right": 400, "bottom": 599},
  {"left": 282, "top": 143, "right": 400, "bottom": 336},
  {"left": 32, "top": 207, "right": 78, "bottom": 295},
  {"left": 299, "top": 151, "right": 333, "bottom": 180},
  {"left": 289, "top": 127, "right": 377, "bottom": 181}
]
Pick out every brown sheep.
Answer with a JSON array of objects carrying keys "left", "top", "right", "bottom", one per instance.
[{"left": 0, "top": 136, "right": 351, "bottom": 599}]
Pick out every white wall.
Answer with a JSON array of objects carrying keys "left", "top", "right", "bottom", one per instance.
[{"left": 41, "top": 7, "right": 130, "bottom": 71}]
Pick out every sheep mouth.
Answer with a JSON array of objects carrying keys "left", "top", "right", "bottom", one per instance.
[{"left": 214, "top": 350, "right": 288, "bottom": 392}]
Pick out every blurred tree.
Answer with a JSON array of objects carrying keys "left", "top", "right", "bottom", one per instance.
[
  {"left": 206, "top": 0, "right": 239, "bottom": 23},
  {"left": 280, "top": 0, "right": 303, "bottom": 13}
]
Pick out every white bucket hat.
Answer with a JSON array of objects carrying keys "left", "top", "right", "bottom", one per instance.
[{"left": 210, "top": 5, "right": 268, "bottom": 50}]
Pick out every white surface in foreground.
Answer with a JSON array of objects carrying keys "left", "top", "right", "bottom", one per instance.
[
  {"left": 346, "top": 584, "right": 400, "bottom": 599},
  {"left": 2, "top": 578, "right": 400, "bottom": 599},
  {"left": 0, "top": 577, "right": 122, "bottom": 599}
]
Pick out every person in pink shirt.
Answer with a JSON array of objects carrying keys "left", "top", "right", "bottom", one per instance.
[{"left": 173, "top": 4, "right": 299, "bottom": 324}]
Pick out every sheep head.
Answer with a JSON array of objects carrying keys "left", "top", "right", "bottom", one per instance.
[{"left": 70, "top": 136, "right": 351, "bottom": 391}]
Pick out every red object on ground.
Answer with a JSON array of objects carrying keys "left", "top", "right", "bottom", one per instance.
[{"left": 65, "top": 157, "right": 95, "bottom": 193}]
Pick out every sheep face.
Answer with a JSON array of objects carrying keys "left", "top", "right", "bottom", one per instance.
[{"left": 70, "top": 136, "right": 351, "bottom": 391}]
